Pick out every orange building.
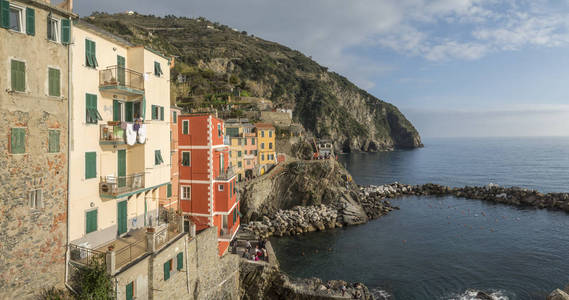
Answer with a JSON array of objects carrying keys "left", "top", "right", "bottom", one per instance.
[{"left": 178, "top": 114, "right": 240, "bottom": 255}]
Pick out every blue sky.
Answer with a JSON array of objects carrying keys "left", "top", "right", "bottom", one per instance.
[{"left": 74, "top": 0, "right": 569, "bottom": 138}]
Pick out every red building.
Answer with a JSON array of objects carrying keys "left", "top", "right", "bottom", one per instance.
[{"left": 178, "top": 114, "right": 239, "bottom": 255}]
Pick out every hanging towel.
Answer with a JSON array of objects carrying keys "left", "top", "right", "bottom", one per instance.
[
  {"left": 137, "top": 124, "right": 147, "bottom": 144},
  {"left": 120, "top": 121, "right": 127, "bottom": 130},
  {"left": 126, "top": 123, "right": 136, "bottom": 146}
]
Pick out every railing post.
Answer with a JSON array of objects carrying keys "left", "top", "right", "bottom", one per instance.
[
  {"left": 106, "top": 250, "right": 116, "bottom": 275},
  {"left": 146, "top": 229, "right": 156, "bottom": 253}
]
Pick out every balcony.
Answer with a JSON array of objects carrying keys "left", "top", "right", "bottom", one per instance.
[
  {"left": 69, "top": 214, "right": 186, "bottom": 276},
  {"left": 100, "top": 123, "right": 147, "bottom": 146},
  {"left": 99, "top": 65, "right": 144, "bottom": 97},
  {"left": 100, "top": 173, "right": 145, "bottom": 198},
  {"left": 216, "top": 166, "right": 236, "bottom": 181}
]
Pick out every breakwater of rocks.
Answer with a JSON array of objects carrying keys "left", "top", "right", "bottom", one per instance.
[{"left": 244, "top": 182, "right": 569, "bottom": 238}]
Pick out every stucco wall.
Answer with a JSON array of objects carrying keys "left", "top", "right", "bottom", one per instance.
[{"left": 0, "top": 2, "right": 71, "bottom": 298}]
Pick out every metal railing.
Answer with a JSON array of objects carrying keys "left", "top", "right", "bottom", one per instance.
[
  {"left": 115, "top": 239, "right": 147, "bottom": 270},
  {"left": 69, "top": 244, "right": 105, "bottom": 266},
  {"left": 100, "top": 172, "right": 145, "bottom": 197},
  {"left": 216, "top": 167, "right": 236, "bottom": 180},
  {"left": 100, "top": 123, "right": 125, "bottom": 144},
  {"left": 99, "top": 65, "right": 144, "bottom": 92}
]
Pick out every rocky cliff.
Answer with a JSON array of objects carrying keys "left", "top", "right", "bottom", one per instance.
[{"left": 83, "top": 13, "right": 422, "bottom": 152}]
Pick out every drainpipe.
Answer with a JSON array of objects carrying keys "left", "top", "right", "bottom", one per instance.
[{"left": 64, "top": 25, "right": 76, "bottom": 294}]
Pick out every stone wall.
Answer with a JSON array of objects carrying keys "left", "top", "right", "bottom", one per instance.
[
  {"left": 151, "top": 234, "right": 189, "bottom": 300},
  {"left": 186, "top": 227, "right": 240, "bottom": 300},
  {"left": 260, "top": 111, "right": 292, "bottom": 128},
  {"left": 0, "top": 2, "right": 71, "bottom": 298}
]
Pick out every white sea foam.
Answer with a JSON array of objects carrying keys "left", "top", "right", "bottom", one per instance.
[
  {"left": 447, "top": 289, "right": 509, "bottom": 300},
  {"left": 371, "top": 288, "right": 392, "bottom": 300}
]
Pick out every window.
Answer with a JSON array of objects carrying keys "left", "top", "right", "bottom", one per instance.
[
  {"left": 163, "top": 259, "right": 172, "bottom": 281},
  {"left": 10, "top": 128, "right": 25, "bottom": 154},
  {"left": 85, "top": 39, "right": 98, "bottom": 68},
  {"left": 154, "top": 61, "right": 163, "bottom": 76},
  {"left": 86, "top": 94, "right": 102, "bottom": 124},
  {"left": 11, "top": 59, "right": 25, "bottom": 92},
  {"left": 126, "top": 282, "right": 134, "bottom": 300},
  {"left": 182, "top": 151, "right": 190, "bottom": 166},
  {"left": 173, "top": 111, "right": 177, "bottom": 123},
  {"left": 269, "top": 142, "right": 273, "bottom": 149},
  {"left": 261, "top": 154, "right": 265, "bottom": 161},
  {"left": 160, "top": 106, "right": 164, "bottom": 121},
  {"left": 220, "top": 153, "right": 224, "bottom": 171},
  {"left": 48, "top": 130, "right": 60, "bottom": 153},
  {"left": 29, "top": 189, "right": 42, "bottom": 209},
  {"left": 244, "top": 138, "right": 247, "bottom": 145},
  {"left": 85, "top": 152, "right": 96, "bottom": 179},
  {"left": 218, "top": 184, "right": 224, "bottom": 191},
  {"left": 238, "top": 161, "right": 242, "bottom": 168},
  {"left": 155, "top": 150, "right": 164, "bottom": 165},
  {"left": 167, "top": 183, "right": 172, "bottom": 197},
  {"left": 269, "top": 130, "right": 272, "bottom": 138},
  {"left": 233, "top": 207, "right": 237, "bottom": 223},
  {"left": 85, "top": 209, "right": 97, "bottom": 234},
  {"left": 47, "top": 17, "right": 59, "bottom": 42},
  {"left": 181, "top": 186, "right": 191, "bottom": 200},
  {"left": 152, "top": 105, "right": 163, "bottom": 121},
  {"left": 253, "top": 150, "right": 257, "bottom": 156},
  {"left": 48, "top": 68, "right": 60, "bottom": 97},
  {"left": 237, "top": 151, "right": 242, "bottom": 157},
  {"left": 252, "top": 138, "right": 255, "bottom": 145},
  {"left": 261, "top": 130, "right": 265, "bottom": 138},
  {"left": 8, "top": 5, "right": 22, "bottom": 32},
  {"left": 177, "top": 252, "right": 183, "bottom": 270},
  {"left": 261, "top": 143, "right": 265, "bottom": 149},
  {"left": 217, "top": 124, "right": 222, "bottom": 137},
  {"left": 182, "top": 120, "right": 189, "bottom": 134},
  {"left": 61, "top": 19, "right": 70, "bottom": 44}
]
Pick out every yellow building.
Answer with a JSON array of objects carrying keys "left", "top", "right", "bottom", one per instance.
[
  {"left": 66, "top": 21, "right": 188, "bottom": 299},
  {"left": 255, "top": 123, "right": 276, "bottom": 174}
]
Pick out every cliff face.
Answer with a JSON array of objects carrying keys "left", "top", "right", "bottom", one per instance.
[{"left": 83, "top": 13, "right": 422, "bottom": 152}]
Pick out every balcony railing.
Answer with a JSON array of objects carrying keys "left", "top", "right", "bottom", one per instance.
[
  {"left": 100, "top": 123, "right": 125, "bottom": 144},
  {"left": 99, "top": 65, "right": 144, "bottom": 94},
  {"left": 216, "top": 167, "right": 236, "bottom": 181},
  {"left": 100, "top": 173, "right": 145, "bottom": 198}
]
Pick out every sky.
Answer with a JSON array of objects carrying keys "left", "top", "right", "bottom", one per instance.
[{"left": 74, "top": 0, "right": 569, "bottom": 138}]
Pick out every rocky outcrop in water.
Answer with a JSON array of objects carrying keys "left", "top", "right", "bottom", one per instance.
[{"left": 548, "top": 285, "right": 569, "bottom": 300}]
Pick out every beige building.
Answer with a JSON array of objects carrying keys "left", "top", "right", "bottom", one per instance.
[
  {"left": 0, "top": 0, "right": 74, "bottom": 298},
  {"left": 66, "top": 21, "right": 186, "bottom": 299}
]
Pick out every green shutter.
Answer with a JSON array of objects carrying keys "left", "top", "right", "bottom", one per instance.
[
  {"left": 91, "top": 40, "right": 98, "bottom": 67},
  {"left": 182, "top": 152, "right": 190, "bottom": 166},
  {"left": 11, "top": 60, "right": 25, "bottom": 92},
  {"left": 85, "top": 39, "right": 93, "bottom": 67},
  {"left": 151, "top": 105, "right": 156, "bottom": 120},
  {"left": 155, "top": 150, "right": 164, "bottom": 165},
  {"left": 85, "top": 152, "right": 96, "bottom": 179},
  {"left": 126, "top": 282, "right": 133, "bottom": 300},
  {"left": 177, "top": 252, "right": 183, "bottom": 270},
  {"left": 125, "top": 102, "right": 133, "bottom": 122},
  {"left": 117, "top": 200, "right": 127, "bottom": 235},
  {"left": 25, "top": 8, "right": 34, "bottom": 36},
  {"left": 160, "top": 107, "right": 164, "bottom": 121},
  {"left": 10, "top": 128, "right": 25, "bottom": 154},
  {"left": 48, "top": 130, "right": 60, "bottom": 153},
  {"left": 1, "top": 0, "right": 9, "bottom": 29},
  {"left": 86, "top": 210, "right": 97, "bottom": 234},
  {"left": 113, "top": 100, "right": 121, "bottom": 121},
  {"left": 167, "top": 183, "right": 172, "bottom": 197},
  {"left": 173, "top": 111, "right": 177, "bottom": 123},
  {"left": 48, "top": 68, "right": 60, "bottom": 97},
  {"left": 183, "top": 120, "right": 189, "bottom": 135},
  {"left": 233, "top": 208, "right": 237, "bottom": 222},
  {"left": 61, "top": 19, "right": 70, "bottom": 44},
  {"left": 238, "top": 151, "right": 242, "bottom": 157},
  {"left": 164, "top": 261, "right": 170, "bottom": 280},
  {"left": 155, "top": 61, "right": 162, "bottom": 76},
  {"left": 86, "top": 94, "right": 101, "bottom": 123}
]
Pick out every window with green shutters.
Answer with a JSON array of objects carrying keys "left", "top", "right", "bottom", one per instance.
[
  {"left": 86, "top": 94, "right": 102, "bottom": 124},
  {"left": 85, "top": 209, "right": 97, "bottom": 234},
  {"left": 238, "top": 161, "right": 242, "bottom": 168},
  {"left": 10, "top": 128, "right": 25, "bottom": 154},
  {"left": 61, "top": 19, "right": 70, "bottom": 44},
  {"left": 154, "top": 61, "right": 163, "bottom": 76},
  {"left": 167, "top": 183, "right": 172, "bottom": 197},
  {"left": 160, "top": 106, "right": 164, "bottom": 121},
  {"left": 177, "top": 252, "right": 183, "bottom": 270},
  {"left": 48, "top": 130, "right": 59, "bottom": 153},
  {"left": 183, "top": 120, "right": 189, "bottom": 135},
  {"left": 126, "top": 282, "right": 134, "bottom": 300},
  {"left": 233, "top": 208, "right": 237, "bottom": 223},
  {"left": 85, "top": 39, "right": 98, "bottom": 68},
  {"left": 1, "top": 0, "right": 9, "bottom": 29},
  {"left": 48, "top": 68, "right": 60, "bottom": 97},
  {"left": 182, "top": 151, "right": 190, "bottom": 166},
  {"left": 25, "top": 7, "right": 34, "bottom": 36},
  {"left": 11, "top": 59, "right": 25, "bottom": 92},
  {"left": 173, "top": 111, "right": 177, "bottom": 123},
  {"left": 85, "top": 152, "right": 96, "bottom": 179},
  {"left": 238, "top": 151, "right": 242, "bottom": 157},
  {"left": 151, "top": 105, "right": 162, "bottom": 120},
  {"left": 155, "top": 150, "right": 164, "bottom": 165},
  {"left": 252, "top": 138, "right": 255, "bottom": 145},
  {"left": 164, "top": 260, "right": 171, "bottom": 280}
]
